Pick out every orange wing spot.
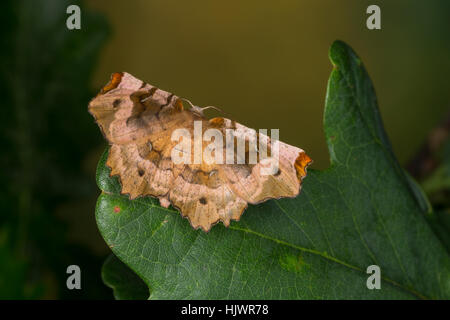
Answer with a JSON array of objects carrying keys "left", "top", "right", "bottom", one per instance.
[
  {"left": 294, "top": 152, "right": 313, "bottom": 181},
  {"left": 100, "top": 72, "right": 123, "bottom": 94},
  {"left": 209, "top": 117, "right": 225, "bottom": 126},
  {"left": 174, "top": 99, "right": 184, "bottom": 111},
  {"left": 113, "top": 206, "right": 121, "bottom": 213}
]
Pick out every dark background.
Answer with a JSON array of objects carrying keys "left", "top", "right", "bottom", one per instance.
[{"left": 0, "top": 0, "right": 449, "bottom": 299}]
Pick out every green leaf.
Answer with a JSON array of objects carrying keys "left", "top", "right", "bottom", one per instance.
[
  {"left": 0, "top": 0, "right": 110, "bottom": 299},
  {"left": 420, "top": 129, "right": 450, "bottom": 251},
  {"left": 102, "top": 254, "right": 149, "bottom": 300},
  {"left": 95, "top": 40, "right": 450, "bottom": 299}
]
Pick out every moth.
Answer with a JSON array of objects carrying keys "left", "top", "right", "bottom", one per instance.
[{"left": 89, "top": 72, "right": 312, "bottom": 231}]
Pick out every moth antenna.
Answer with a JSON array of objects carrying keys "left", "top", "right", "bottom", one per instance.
[
  {"left": 180, "top": 98, "right": 195, "bottom": 108},
  {"left": 180, "top": 98, "right": 232, "bottom": 118},
  {"left": 180, "top": 98, "right": 204, "bottom": 116},
  {"left": 202, "top": 105, "right": 229, "bottom": 116}
]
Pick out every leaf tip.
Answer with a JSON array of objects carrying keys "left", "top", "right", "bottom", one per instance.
[{"left": 328, "top": 40, "right": 351, "bottom": 68}]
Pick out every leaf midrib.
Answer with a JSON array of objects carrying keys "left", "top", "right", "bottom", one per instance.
[{"left": 116, "top": 195, "right": 428, "bottom": 299}]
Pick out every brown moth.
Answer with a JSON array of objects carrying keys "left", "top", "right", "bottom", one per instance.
[{"left": 89, "top": 72, "right": 312, "bottom": 232}]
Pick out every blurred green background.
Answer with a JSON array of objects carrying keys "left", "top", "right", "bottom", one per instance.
[{"left": 0, "top": 0, "right": 449, "bottom": 299}]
